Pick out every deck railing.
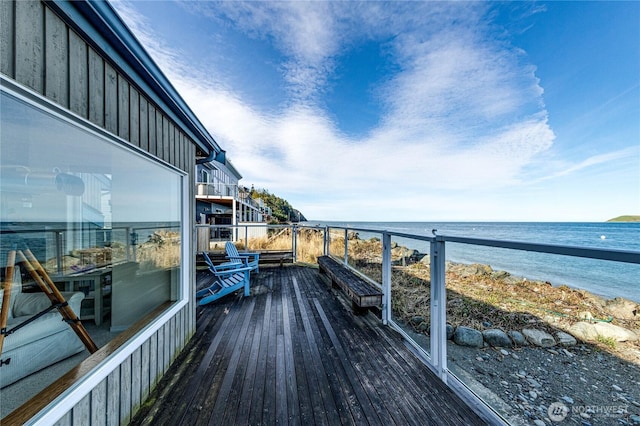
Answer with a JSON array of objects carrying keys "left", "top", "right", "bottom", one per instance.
[
  {"left": 195, "top": 182, "right": 264, "bottom": 211},
  {"left": 198, "top": 222, "right": 640, "bottom": 425},
  {"left": 195, "top": 223, "right": 299, "bottom": 255},
  {"left": 1, "top": 223, "right": 179, "bottom": 274}
]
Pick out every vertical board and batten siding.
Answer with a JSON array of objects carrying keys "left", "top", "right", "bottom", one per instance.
[
  {"left": 69, "top": 30, "right": 88, "bottom": 118},
  {"left": 88, "top": 48, "right": 105, "bottom": 127},
  {"left": 44, "top": 7, "right": 68, "bottom": 107},
  {"left": 0, "top": 1, "right": 15, "bottom": 78},
  {"left": 1, "top": 1, "right": 198, "bottom": 424}
]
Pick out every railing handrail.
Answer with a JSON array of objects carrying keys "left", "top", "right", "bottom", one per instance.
[
  {"left": 196, "top": 182, "right": 264, "bottom": 209},
  {"left": 439, "top": 235, "right": 640, "bottom": 264},
  {"left": 314, "top": 224, "right": 640, "bottom": 265},
  {"left": 195, "top": 223, "right": 293, "bottom": 229},
  {"left": 0, "top": 224, "right": 178, "bottom": 235}
]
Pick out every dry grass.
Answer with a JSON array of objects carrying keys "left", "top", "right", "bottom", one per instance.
[
  {"left": 393, "top": 262, "right": 640, "bottom": 332},
  {"left": 243, "top": 228, "right": 344, "bottom": 264},
  {"left": 136, "top": 231, "right": 180, "bottom": 270},
  {"left": 40, "top": 231, "right": 180, "bottom": 275}
]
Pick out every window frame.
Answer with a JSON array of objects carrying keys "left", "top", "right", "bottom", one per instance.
[{"left": 1, "top": 75, "right": 192, "bottom": 421}]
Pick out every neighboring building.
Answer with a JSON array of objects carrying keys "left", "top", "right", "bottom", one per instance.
[
  {"left": 196, "top": 158, "right": 269, "bottom": 241},
  {"left": 0, "top": 0, "right": 221, "bottom": 423}
]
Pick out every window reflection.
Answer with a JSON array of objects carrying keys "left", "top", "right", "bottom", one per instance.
[{"left": 0, "top": 90, "right": 183, "bottom": 415}]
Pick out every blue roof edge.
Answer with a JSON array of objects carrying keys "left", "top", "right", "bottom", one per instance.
[{"left": 48, "top": 0, "right": 221, "bottom": 157}]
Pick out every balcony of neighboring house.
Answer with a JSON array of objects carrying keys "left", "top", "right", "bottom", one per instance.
[
  {"left": 196, "top": 183, "right": 265, "bottom": 220},
  {"left": 196, "top": 183, "right": 268, "bottom": 248},
  {"left": 196, "top": 181, "right": 239, "bottom": 199}
]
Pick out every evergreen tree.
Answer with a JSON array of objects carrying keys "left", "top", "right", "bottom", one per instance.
[{"left": 249, "top": 187, "right": 306, "bottom": 223}]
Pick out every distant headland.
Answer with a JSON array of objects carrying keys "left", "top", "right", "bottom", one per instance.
[{"left": 607, "top": 215, "right": 640, "bottom": 222}]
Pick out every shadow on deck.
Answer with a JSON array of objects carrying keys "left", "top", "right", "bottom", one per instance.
[{"left": 131, "top": 265, "right": 487, "bottom": 425}]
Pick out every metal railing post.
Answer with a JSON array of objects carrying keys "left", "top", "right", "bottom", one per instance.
[
  {"left": 55, "top": 231, "right": 64, "bottom": 274},
  {"left": 130, "top": 228, "right": 138, "bottom": 262},
  {"left": 324, "top": 226, "right": 329, "bottom": 256},
  {"left": 126, "top": 227, "right": 132, "bottom": 261},
  {"left": 293, "top": 225, "right": 298, "bottom": 263},
  {"left": 343, "top": 229, "right": 349, "bottom": 265},
  {"left": 382, "top": 232, "right": 392, "bottom": 325},
  {"left": 430, "top": 236, "right": 447, "bottom": 382}
]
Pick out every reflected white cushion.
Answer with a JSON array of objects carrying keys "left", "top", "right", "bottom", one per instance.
[{"left": 1, "top": 285, "right": 85, "bottom": 388}]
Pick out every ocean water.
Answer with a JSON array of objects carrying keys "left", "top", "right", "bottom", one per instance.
[{"left": 307, "top": 221, "right": 640, "bottom": 302}]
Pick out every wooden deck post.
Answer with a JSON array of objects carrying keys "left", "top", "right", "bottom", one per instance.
[{"left": 197, "top": 226, "right": 210, "bottom": 252}]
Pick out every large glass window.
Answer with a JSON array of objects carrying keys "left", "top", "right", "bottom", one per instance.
[{"left": 0, "top": 87, "right": 184, "bottom": 416}]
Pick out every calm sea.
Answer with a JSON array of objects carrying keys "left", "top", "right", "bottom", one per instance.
[{"left": 307, "top": 221, "right": 640, "bottom": 303}]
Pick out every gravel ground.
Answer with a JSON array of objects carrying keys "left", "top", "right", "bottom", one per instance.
[{"left": 446, "top": 341, "right": 640, "bottom": 425}]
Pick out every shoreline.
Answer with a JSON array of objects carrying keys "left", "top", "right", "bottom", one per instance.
[
  {"left": 444, "top": 255, "right": 639, "bottom": 304},
  {"left": 307, "top": 221, "right": 640, "bottom": 302}
]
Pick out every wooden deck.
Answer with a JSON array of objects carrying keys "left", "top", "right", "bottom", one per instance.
[{"left": 131, "top": 265, "right": 487, "bottom": 426}]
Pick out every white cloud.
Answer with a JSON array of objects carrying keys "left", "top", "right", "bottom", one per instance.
[
  {"left": 111, "top": 1, "right": 637, "bottom": 221},
  {"left": 184, "top": 1, "right": 343, "bottom": 102},
  {"left": 530, "top": 146, "right": 640, "bottom": 183}
]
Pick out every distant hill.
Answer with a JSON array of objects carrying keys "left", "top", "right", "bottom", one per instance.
[
  {"left": 250, "top": 187, "right": 307, "bottom": 223},
  {"left": 607, "top": 215, "right": 640, "bottom": 222}
]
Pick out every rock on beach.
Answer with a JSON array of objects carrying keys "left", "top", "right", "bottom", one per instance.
[
  {"left": 555, "top": 331, "right": 578, "bottom": 346},
  {"left": 568, "top": 321, "right": 639, "bottom": 342},
  {"left": 453, "top": 326, "right": 484, "bottom": 347},
  {"left": 522, "top": 328, "right": 556, "bottom": 347},
  {"left": 482, "top": 329, "right": 513, "bottom": 347},
  {"left": 603, "top": 297, "right": 640, "bottom": 320},
  {"left": 446, "top": 324, "right": 454, "bottom": 340},
  {"left": 508, "top": 330, "right": 528, "bottom": 346}
]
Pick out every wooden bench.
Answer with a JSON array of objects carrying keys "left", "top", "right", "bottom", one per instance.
[
  {"left": 198, "top": 250, "right": 294, "bottom": 269},
  {"left": 317, "top": 256, "right": 383, "bottom": 315},
  {"left": 257, "top": 250, "right": 294, "bottom": 267}
]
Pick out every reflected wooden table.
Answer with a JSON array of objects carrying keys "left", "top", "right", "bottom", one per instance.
[{"left": 52, "top": 267, "right": 111, "bottom": 325}]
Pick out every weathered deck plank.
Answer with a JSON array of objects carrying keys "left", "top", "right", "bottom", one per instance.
[{"left": 130, "top": 266, "right": 487, "bottom": 426}]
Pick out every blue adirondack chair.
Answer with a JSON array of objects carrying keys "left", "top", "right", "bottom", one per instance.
[
  {"left": 202, "top": 250, "right": 241, "bottom": 271},
  {"left": 225, "top": 241, "right": 260, "bottom": 274},
  {"left": 196, "top": 256, "right": 253, "bottom": 305}
]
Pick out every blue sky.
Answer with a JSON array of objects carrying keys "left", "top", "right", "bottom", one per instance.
[{"left": 112, "top": 1, "right": 639, "bottom": 221}]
